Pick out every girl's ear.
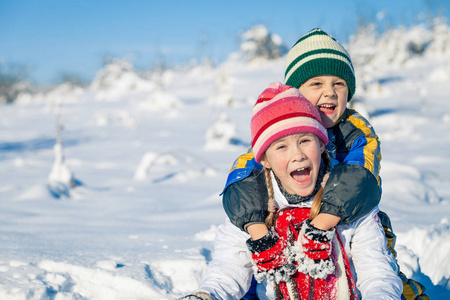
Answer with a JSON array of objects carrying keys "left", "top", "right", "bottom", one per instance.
[
  {"left": 319, "top": 142, "right": 325, "bottom": 153},
  {"left": 260, "top": 156, "right": 271, "bottom": 169}
]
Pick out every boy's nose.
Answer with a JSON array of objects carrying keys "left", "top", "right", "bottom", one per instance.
[{"left": 323, "top": 84, "right": 337, "bottom": 98}]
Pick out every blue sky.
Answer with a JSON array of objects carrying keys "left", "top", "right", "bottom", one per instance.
[{"left": 1, "top": 0, "right": 449, "bottom": 84}]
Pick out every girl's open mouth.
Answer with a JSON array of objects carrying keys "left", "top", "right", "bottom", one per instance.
[
  {"left": 290, "top": 167, "right": 312, "bottom": 184},
  {"left": 318, "top": 104, "right": 336, "bottom": 115}
]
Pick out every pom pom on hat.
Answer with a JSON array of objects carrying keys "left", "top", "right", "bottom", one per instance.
[
  {"left": 251, "top": 82, "right": 328, "bottom": 163},
  {"left": 284, "top": 28, "right": 356, "bottom": 101}
]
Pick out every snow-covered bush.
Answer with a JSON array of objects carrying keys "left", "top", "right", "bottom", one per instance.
[
  {"left": 204, "top": 112, "right": 238, "bottom": 150},
  {"left": 231, "top": 25, "right": 287, "bottom": 62},
  {"left": 0, "top": 63, "right": 34, "bottom": 104},
  {"left": 47, "top": 141, "right": 78, "bottom": 199},
  {"left": 134, "top": 152, "right": 178, "bottom": 181},
  {"left": 348, "top": 17, "right": 450, "bottom": 68},
  {"left": 138, "top": 88, "right": 182, "bottom": 111},
  {"left": 134, "top": 151, "right": 216, "bottom": 183},
  {"left": 91, "top": 58, "right": 156, "bottom": 101},
  {"left": 208, "top": 73, "right": 235, "bottom": 107}
]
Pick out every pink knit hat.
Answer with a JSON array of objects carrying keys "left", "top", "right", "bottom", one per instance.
[{"left": 251, "top": 82, "right": 328, "bottom": 163}]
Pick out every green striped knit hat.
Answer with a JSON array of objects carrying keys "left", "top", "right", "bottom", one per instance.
[{"left": 284, "top": 28, "right": 356, "bottom": 101}]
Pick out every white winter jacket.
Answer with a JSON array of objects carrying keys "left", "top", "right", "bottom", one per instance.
[{"left": 197, "top": 178, "right": 403, "bottom": 300}]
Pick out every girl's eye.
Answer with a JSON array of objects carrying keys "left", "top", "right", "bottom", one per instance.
[
  {"left": 299, "top": 138, "right": 311, "bottom": 144},
  {"left": 276, "top": 145, "right": 286, "bottom": 150}
]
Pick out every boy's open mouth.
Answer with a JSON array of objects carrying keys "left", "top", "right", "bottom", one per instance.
[
  {"left": 290, "top": 167, "right": 311, "bottom": 184},
  {"left": 318, "top": 104, "right": 336, "bottom": 115}
]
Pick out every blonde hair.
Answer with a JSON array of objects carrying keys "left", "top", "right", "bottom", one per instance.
[
  {"left": 264, "top": 148, "right": 331, "bottom": 226},
  {"left": 264, "top": 166, "right": 276, "bottom": 227}
]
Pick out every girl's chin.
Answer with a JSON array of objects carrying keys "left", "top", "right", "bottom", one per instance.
[{"left": 287, "top": 183, "right": 315, "bottom": 197}]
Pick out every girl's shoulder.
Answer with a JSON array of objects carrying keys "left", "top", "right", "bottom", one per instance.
[{"left": 338, "top": 206, "right": 381, "bottom": 231}]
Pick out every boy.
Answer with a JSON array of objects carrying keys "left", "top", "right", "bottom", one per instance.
[
  {"left": 223, "top": 28, "right": 428, "bottom": 300},
  {"left": 223, "top": 28, "right": 381, "bottom": 239}
]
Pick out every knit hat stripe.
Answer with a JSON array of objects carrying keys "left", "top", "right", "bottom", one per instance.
[
  {"left": 252, "top": 112, "right": 320, "bottom": 146},
  {"left": 253, "top": 118, "right": 326, "bottom": 158},
  {"left": 287, "top": 38, "right": 351, "bottom": 67},
  {"left": 254, "top": 85, "right": 294, "bottom": 106},
  {"left": 253, "top": 90, "right": 302, "bottom": 116},
  {"left": 291, "top": 28, "right": 329, "bottom": 48},
  {"left": 250, "top": 82, "right": 328, "bottom": 163},
  {"left": 285, "top": 51, "right": 353, "bottom": 82}
]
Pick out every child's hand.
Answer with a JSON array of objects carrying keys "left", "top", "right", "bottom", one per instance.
[
  {"left": 296, "top": 219, "right": 335, "bottom": 279},
  {"left": 246, "top": 228, "right": 295, "bottom": 283},
  {"left": 273, "top": 207, "right": 336, "bottom": 279}
]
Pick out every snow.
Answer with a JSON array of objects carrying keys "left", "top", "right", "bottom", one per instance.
[{"left": 1, "top": 23, "right": 450, "bottom": 299}]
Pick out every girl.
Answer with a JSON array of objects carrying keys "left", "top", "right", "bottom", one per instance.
[{"left": 182, "top": 83, "right": 402, "bottom": 300}]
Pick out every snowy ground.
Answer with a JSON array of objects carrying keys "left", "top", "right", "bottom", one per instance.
[{"left": 1, "top": 29, "right": 450, "bottom": 299}]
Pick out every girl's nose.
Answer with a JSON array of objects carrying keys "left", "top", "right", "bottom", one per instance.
[{"left": 291, "top": 146, "right": 306, "bottom": 162}]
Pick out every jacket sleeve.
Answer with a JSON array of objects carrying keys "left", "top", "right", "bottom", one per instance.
[
  {"left": 197, "top": 219, "right": 255, "bottom": 300},
  {"left": 320, "top": 163, "right": 381, "bottom": 224},
  {"left": 320, "top": 110, "right": 382, "bottom": 224},
  {"left": 222, "top": 169, "right": 269, "bottom": 231},
  {"left": 347, "top": 207, "right": 403, "bottom": 300}
]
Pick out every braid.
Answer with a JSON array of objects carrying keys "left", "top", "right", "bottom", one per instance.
[
  {"left": 263, "top": 167, "right": 276, "bottom": 228},
  {"left": 310, "top": 150, "right": 331, "bottom": 220}
]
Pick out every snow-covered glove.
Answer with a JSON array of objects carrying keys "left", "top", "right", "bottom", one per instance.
[
  {"left": 246, "top": 228, "right": 295, "bottom": 283},
  {"left": 295, "top": 219, "right": 335, "bottom": 279},
  {"left": 178, "top": 291, "right": 214, "bottom": 300},
  {"left": 273, "top": 208, "right": 335, "bottom": 299},
  {"left": 274, "top": 207, "right": 311, "bottom": 242}
]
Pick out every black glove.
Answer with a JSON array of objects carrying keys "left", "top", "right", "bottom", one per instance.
[
  {"left": 321, "top": 163, "right": 381, "bottom": 225},
  {"left": 222, "top": 169, "right": 269, "bottom": 231}
]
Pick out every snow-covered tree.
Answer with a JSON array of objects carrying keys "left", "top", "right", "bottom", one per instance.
[
  {"left": 91, "top": 58, "right": 156, "bottom": 101},
  {"left": 0, "top": 63, "right": 33, "bottom": 104},
  {"left": 233, "top": 25, "right": 287, "bottom": 62}
]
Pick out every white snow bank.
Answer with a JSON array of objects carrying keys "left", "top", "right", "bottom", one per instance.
[
  {"left": 38, "top": 260, "right": 165, "bottom": 299},
  {"left": 381, "top": 161, "right": 440, "bottom": 204},
  {"left": 147, "top": 258, "right": 208, "bottom": 295},
  {"left": 397, "top": 219, "right": 450, "bottom": 287}
]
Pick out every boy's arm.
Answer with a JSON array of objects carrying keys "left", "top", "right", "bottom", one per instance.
[
  {"left": 223, "top": 168, "right": 269, "bottom": 232},
  {"left": 321, "top": 110, "right": 382, "bottom": 225},
  {"left": 321, "top": 163, "right": 381, "bottom": 224}
]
